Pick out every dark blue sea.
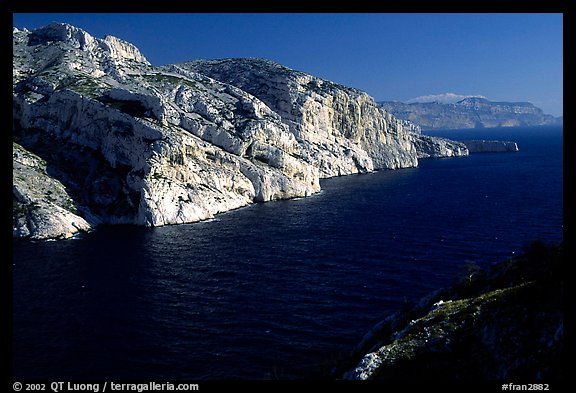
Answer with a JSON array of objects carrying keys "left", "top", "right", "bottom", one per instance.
[{"left": 12, "top": 126, "right": 563, "bottom": 380}]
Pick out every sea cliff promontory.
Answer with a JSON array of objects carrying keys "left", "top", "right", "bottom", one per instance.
[
  {"left": 13, "top": 23, "right": 468, "bottom": 240},
  {"left": 462, "top": 140, "right": 519, "bottom": 153}
]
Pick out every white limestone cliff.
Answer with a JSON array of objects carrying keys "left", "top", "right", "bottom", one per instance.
[
  {"left": 13, "top": 23, "right": 467, "bottom": 240},
  {"left": 180, "top": 59, "right": 422, "bottom": 177}
]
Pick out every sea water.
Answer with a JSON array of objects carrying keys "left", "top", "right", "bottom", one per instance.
[{"left": 13, "top": 126, "right": 563, "bottom": 379}]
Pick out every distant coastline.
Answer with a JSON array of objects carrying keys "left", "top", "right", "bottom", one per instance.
[{"left": 378, "top": 98, "right": 562, "bottom": 131}]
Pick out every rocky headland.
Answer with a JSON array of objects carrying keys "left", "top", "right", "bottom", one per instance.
[
  {"left": 13, "top": 23, "right": 468, "bottom": 240},
  {"left": 462, "top": 140, "right": 519, "bottom": 153}
]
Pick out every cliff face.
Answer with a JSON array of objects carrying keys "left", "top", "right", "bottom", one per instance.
[
  {"left": 13, "top": 142, "right": 91, "bottom": 239},
  {"left": 462, "top": 140, "right": 519, "bottom": 153},
  {"left": 409, "top": 134, "right": 468, "bottom": 159},
  {"left": 13, "top": 23, "right": 466, "bottom": 240},
  {"left": 180, "top": 59, "right": 424, "bottom": 177},
  {"left": 379, "top": 98, "right": 561, "bottom": 130}
]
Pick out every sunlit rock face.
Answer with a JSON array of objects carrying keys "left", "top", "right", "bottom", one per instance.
[
  {"left": 409, "top": 134, "right": 469, "bottom": 158},
  {"left": 181, "top": 58, "right": 423, "bottom": 177},
  {"left": 13, "top": 23, "right": 464, "bottom": 240}
]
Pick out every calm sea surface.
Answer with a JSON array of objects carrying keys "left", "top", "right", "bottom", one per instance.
[{"left": 13, "top": 126, "right": 563, "bottom": 379}]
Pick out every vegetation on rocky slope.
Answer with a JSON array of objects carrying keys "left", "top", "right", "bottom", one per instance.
[{"left": 335, "top": 240, "right": 563, "bottom": 381}]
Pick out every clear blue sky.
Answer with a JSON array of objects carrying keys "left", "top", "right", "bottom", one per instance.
[{"left": 13, "top": 13, "right": 563, "bottom": 116}]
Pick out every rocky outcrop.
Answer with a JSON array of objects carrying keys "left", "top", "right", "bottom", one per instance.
[
  {"left": 178, "top": 59, "right": 422, "bottom": 177},
  {"left": 13, "top": 24, "right": 322, "bottom": 239},
  {"left": 341, "top": 242, "right": 563, "bottom": 381},
  {"left": 462, "top": 140, "right": 519, "bottom": 153},
  {"left": 379, "top": 98, "right": 561, "bottom": 130},
  {"left": 410, "top": 134, "right": 468, "bottom": 159},
  {"left": 13, "top": 142, "right": 91, "bottom": 239},
  {"left": 12, "top": 23, "right": 468, "bottom": 240},
  {"left": 398, "top": 119, "right": 421, "bottom": 134}
]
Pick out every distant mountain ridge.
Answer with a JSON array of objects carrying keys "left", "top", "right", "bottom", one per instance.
[{"left": 379, "top": 97, "right": 562, "bottom": 130}]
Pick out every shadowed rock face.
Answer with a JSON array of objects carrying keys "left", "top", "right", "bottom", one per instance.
[
  {"left": 13, "top": 23, "right": 466, "bottom": 240},
  {"left": 379, "top": 98, "right": 561, "bottom": 130},
  {"left": 462, "top": 140, "right": 519, "bottom": 153},
  {"left": 341, "top": 242, "right": 563, "bottom": 381},
  {"left": 13, "top": 142, "right": 91, "bottom": 239}
]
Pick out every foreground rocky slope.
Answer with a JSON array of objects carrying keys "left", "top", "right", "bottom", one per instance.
[
  {"left": 379, "top": 98, "right": 561, "bottom": 130},
  {"left": 340, "top": 241, "right": 563, "bottom": 381},
  {"left": 13, "top": 23, "right": 467, "bottom": 240}
]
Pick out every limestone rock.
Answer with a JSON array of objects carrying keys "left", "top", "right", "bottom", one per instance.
[
  {"left": 410, "top": 134, "right": 469, "bottom": 158},
  {"left": 180, "top": 58, "right": 421, "bottom": 177},
  {"left": 12, "top": 24, "right": 469, "bottom": 240},
  {"left": 13, "top": 25, "right": 322, "bottom": 238},
  {"left": 102, "top": 35, "right": 149, "bottom": 64},
  {"left": 13, "top": 142, "right": 91, "bottom": 239},
  {"left": 462, "top": 140, "right": 519, "bottom": 153}
]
